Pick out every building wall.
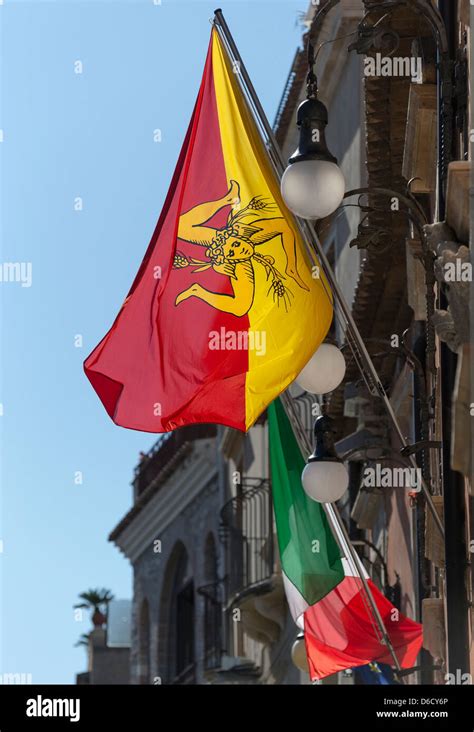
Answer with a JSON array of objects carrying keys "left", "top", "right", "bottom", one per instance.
[
  {"left": 113, "top": 436, "right": 220, "bottom": 684},
  {"left": 78, "top": 628, "right": 130, "bottom": 685},
  {"left": 326, "top": 51, "right": 365, "bottom": 314},
  {"left": 131, "top": 477, "right": 220, "bottom": 684},
  {"left": 90, "top": 647, "right": 130, "bottom": 685}
]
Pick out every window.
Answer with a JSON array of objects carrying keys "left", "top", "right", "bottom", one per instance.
[
  {"left": 176, "top": 581, "right": 195, "bottom": 675},
  {"left": 137, "top": 598, "right": 150, "bottom": 684}
]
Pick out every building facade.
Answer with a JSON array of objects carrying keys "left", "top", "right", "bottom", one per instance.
[
  {"left": 292, "top": 0, "right": 472, "bottom": 684},
  {"left": 109, "top": 425, "right": 221, "bottom": 684}
]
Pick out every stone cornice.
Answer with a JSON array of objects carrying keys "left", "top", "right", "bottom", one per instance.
[{"left": 111, "top": 439, "right": 217, "bottom": 563}]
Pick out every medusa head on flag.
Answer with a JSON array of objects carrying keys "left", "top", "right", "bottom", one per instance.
[{"left": 173, "top": 180, "right": 309, "bottom": 316}]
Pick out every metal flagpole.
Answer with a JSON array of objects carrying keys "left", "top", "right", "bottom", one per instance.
[
  {"left": 212, "top": 8, "right": 417, "bottom": 674},
  {"left": 280, "top": 390, "right": 403, "bottom": 673},
  {"left": 212, "top": 8, "right": 443, "bottom": 541}
]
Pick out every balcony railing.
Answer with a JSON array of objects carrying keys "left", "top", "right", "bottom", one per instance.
[
  {"left": 133, "top": 424, "right": 217, "bottom": 499},
  {"left": 220, "top": 478, "right": 273, "bottom": 605}
]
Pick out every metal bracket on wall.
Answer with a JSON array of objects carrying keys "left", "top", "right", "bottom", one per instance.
[{"left": 400, "top": 440, "right": 443, "bottom": 458}]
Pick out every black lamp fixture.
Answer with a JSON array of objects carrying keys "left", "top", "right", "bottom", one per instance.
[
  {"left": 280, "top": 40, "right": 345, "bottom": 220},
  {"left": 301, "top": 412, "right": 349, "bottom": 504}
]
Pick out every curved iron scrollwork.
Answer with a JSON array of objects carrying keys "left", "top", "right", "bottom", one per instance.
[{"left": 347, "top": 20, "right": 399, "bottom": 56}]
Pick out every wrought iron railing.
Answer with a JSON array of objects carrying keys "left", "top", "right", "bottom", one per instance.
[{"left": 219, "top": 478, "right": 273, "bottom": 604}]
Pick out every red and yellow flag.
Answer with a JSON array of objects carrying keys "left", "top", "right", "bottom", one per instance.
[{"left": 84, "top": 29, "right": 332, "bottom": 432}]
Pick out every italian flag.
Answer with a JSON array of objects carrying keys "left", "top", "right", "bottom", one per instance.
[{"left": 268, "top": 399, "right": 423, "bottom": 681}]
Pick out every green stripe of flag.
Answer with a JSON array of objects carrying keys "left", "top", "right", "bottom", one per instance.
[{"left": 268, "top": 398, "right": 344, "bottom": 606}]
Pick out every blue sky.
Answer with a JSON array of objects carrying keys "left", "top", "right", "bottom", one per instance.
[{"left": 0, "top": 0, "right": 307, "bottom": 683}]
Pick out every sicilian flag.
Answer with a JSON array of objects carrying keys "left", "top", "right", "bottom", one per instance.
[
  {"left": 84, "top": 29, "right": 332, "bottom": 432},
  {"left": 268, "top": 399, "right": 423, "bottom": 681}
]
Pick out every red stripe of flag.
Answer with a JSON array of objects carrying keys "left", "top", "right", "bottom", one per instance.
[{"left": 304, "top": 577, "right": 423, "bottom": 681}]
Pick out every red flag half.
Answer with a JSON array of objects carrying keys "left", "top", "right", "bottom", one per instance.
[{"left": 303, "top": 565, "right": 423, "bottom": 681}]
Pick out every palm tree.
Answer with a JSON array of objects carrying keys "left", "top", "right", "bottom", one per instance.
[
  {"left": 74, "top": 632, "right": 90, "bottom": 648},
  {"left": 74, "top": 588, "right": 114, "bottom": 628}
]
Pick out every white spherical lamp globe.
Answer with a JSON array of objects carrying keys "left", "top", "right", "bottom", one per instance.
[
  {"left": 301, "top": 460, "right": 349, "bottom": 503},
  {"left": 291, "top": 634, "right": 309, "bottom": 673},
  {"left": 295, "top": 343, "right": 346, "bottom": 395},
  {"left": 281, "top": 159, "right": 345, "bottom": 220}
]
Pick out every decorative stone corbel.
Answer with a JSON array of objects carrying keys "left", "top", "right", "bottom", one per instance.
[
  {"left": 253, "top": 575, "right": 286, "bottom": 631},
  {"left": 424, "top": 222, "right": 470, "bottom": 353},
  {"left": 423, "top": 222, "right": 456, "bottom": 254},
  {"left": 422, "top": 597, "right": 446, "bottom": 662},
  {"left": 238, "top": 595, "right": 281, "bottom": 645}
]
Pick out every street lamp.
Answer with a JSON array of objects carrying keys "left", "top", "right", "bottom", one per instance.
[
  {"left": 295, "top": 341, "right": 346, "bottom": 395},
  {"left": 280, "top": 42, "right": 345, "bottom": 220},
  {"left": 301, "top": 413, "right": 349, "bottom": 503},
  {"left": 291, "top": 632, "right": 309, "bottom": 673}
]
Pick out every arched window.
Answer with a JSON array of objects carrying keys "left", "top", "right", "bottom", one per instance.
[
  {"left": 204, "top": 533, "right": 218, "bottom": 585},
  {"left": 159, "top": 542, "right": 195, "bottom": 683},
  {"left": 137, "top": 598, "right": 150, "bottom": 684},
  {"left": 201, "top": 533, "right": 222, "bottom": 669},
  {"left": 173, "top": 551, "right": 195, "bottom": 679}
]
